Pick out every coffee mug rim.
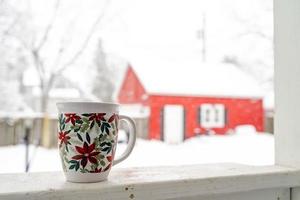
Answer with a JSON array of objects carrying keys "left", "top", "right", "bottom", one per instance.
[{"left": 56, "top": 101, "right": 119, "bottom": 113}]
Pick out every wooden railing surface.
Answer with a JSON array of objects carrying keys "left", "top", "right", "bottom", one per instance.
[{"left": 0, "top": 163, "right": 299, "bottom": 200}]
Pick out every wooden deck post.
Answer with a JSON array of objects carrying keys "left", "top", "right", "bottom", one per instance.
[{"left": 274, "top": 0, "right": 300, "bottom": 199}]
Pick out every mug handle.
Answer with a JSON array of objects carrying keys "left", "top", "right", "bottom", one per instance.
[{"left": 113, "top": 115, "right": 136, "bottom": 165}]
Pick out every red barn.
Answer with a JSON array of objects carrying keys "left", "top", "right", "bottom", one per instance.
[{"left": 118, "top": 59, "right": 264, "bottom": 143}]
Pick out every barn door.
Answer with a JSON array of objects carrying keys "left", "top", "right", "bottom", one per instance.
[{"left": 163, "top": 105, "right": 185, "bottom": 144}]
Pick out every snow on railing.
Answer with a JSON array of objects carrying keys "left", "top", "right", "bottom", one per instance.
[{"left": 0, "top": 163, "right": 300, "bottom": 200}]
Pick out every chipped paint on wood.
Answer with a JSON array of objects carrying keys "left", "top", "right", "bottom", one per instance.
[{"left": 0, "top": 164, "right": 299, "bottom": 199}]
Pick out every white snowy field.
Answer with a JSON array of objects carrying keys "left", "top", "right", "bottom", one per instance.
[{"left": 0, "top": 126, "right": 274, "bottom": 173}]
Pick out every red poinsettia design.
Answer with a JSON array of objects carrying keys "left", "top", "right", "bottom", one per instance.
[
  {"left": 72, "top": 142, "right": 100, "bottom": 168},
  {"left": 91, "top": 167, "right": 102, "bottom": 173},
  {"left": 108, "top": 113, "right": 119, "bottom": 127},
  {"left": 65, "top": 113, "right": 81, "bottom": 126},
  {"left": 106, "top": 155, "right": 113, "bottom": 162},
  {"left": 88, "top": 113, "right": 106, "bottom": 122},
  {"left": 58, "top": 131, "right": 71, "bottom": 147},
  {"left": 108, "top": 114, "right": 118, "bottom": 123}
]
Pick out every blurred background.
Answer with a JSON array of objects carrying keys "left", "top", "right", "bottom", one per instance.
[{"left": 0, "top": 0, "right": 274, "bottom": 173}]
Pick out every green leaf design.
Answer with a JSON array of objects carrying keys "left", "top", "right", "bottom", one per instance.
[
  {"left": 82, "top": 113, "right": 92, "bottom": 117},
  {"left": 64, "top": 155, "right": 69, "bottom": 164},
  {"left": 74, "top": 127, "right": 81, "bottom": 132},
  {"left": 101, "top": 144, "right": 112, "bottom": 154},
  {"left": 69, "top": 160, "right": 77, "bottom": 164},
  {"left": 100, "top": 141, "right": 109, "bottom": 147},
  {"left": 91, "top": 164, "right": 96, "bottom": 171},
  {"left": 75, "top": 162, "right": 79, "bottom": 171},
  {"left": 99, "top": 134, "right": 107, "bottom": 142},
  {"left": 102, "top": 147, "right": 109, "bottom": 151},
  {"left": 80, "top": 168, "right": 89, "bottom": 173},
  {"left": 76, "top": 119, "right": 83, "bottom": 124},
  {"left": 72, "top": 125, "right": 81, "bottom": 132},
  {"left": 100, "top": 160, "right": 106, "bottom": 166},
  {"left": 80, "top": 123, "right": 89, "bottom": 132},
  {"left": 86, "top": 132, "right": 91, "bottom": 144},
  {"left": 96, "top": 121, "right": 101, "bottom": 128},
  {"left": 90, "top": 121, "right": 95, "bottom": 130},
  {"left": 82, "top": 118, "right": 89, "bottom": 124},
  {"left": 59, "top": 114, "right": 66, "bottom": 131},
  {"left": 101, "top": 122, "right": 111, "bottom": 134},
  {"left": 59, "top": 114, "right": 64, "bottom": 124},
  {"left": 69, "top": 165, "right": 76, "bottom": 170},
  {"left": 77, "top": 133, "right": 83, "bottom": 142}
]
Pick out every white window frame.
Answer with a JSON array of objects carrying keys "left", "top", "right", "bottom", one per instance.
[
  {"left": 274, "top": 0, "right": 300, "bottom": 197},
  {"left": 274, "top": 0, "right": 300, "bottom": 166},
  {"left": 1, "top": 1, "right": 300, "bottom": 199},
  {"left": 200, "top": 103, "right": 226, "bottom": 128}
]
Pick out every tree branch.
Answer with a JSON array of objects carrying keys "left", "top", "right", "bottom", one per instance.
[
  {"left": 32, "top": 49, "right": 45, "bottom": 83},
  {"left": 1, "top": 14, "right": 21, "bottom": 39},
  {"left": 55, "top": 0, "right": 111, "bottom": 75},
  {"left": 237, "top": 31, "right": 272, "bottom": 42},
  {"left": 35, "top": 0, "right": 60, "bottom": 52}
]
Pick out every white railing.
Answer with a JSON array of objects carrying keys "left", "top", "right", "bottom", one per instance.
[{"left": 0, "top": 163, "right": 299, "bottom": 200}]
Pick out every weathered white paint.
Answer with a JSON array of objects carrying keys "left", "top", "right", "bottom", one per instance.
[
  {"left": 274, "top": 0, "right": 300, "bottom": 199},
  {"left": 292, "top": 187, "right": 300, "bottom": 200},
  {"left": 171, "top": 188, "right": 290, "bottom": 200},
  {"left": 274, "top": 0, "right": 300, "bottom": 168},
  {"left": 0, "top": 163, "right": 299, "bottom": 200}
]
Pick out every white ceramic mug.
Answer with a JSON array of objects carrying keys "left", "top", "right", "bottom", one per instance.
[{"left": 56, "top": 102, "right": 136, "bottom": 182}]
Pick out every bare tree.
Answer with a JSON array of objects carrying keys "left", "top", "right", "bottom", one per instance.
[
  {"left": 223, "top": 1, "right": 273, "bottom": 89},
  {"left": 0, "top": 0, "right": 30, "bottom": 112},
  {"left": 18, "top": 0, "right": 111, "bottom": 112},
  {"left": 92, "top": 39, "right": 115, "bottom": 102}
]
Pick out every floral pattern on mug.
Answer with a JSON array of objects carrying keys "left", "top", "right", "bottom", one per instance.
[{"left": 58, "top": 113, "right": 119, "bottom": 173}]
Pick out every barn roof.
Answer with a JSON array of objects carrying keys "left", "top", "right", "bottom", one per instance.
[{"left": 128, "top": 57, "right": 263, "bottom": 98}]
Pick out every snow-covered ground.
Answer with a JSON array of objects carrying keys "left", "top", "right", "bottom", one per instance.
[{"left": 0, "top": 127, "right": 274, "bottom": 173}]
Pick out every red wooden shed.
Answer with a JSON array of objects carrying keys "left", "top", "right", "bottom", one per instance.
[{"left": 118, "top": 59, "right": 264, "bottom": 143}]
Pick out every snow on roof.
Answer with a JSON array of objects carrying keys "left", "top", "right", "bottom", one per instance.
[{"left": 129, "top": 57, "right": 263, "bottom": 98}]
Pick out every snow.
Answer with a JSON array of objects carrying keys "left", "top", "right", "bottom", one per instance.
[
  {"left": 49, "top": 88, "right": 80, "bottom": 99},
  {"left": 22, "top": 67, "right": 41, "bottom": 87},
  {"left": 3, "top": 0, "right": 273, "bottom": 110},
  {"left": 0, "top": 81, "right": 32, "bottom": 113},
  {"left": 17, "top": 0, "right": 272, "bottom": 95},
  {"left": 0, "top": 128, "right": 274, "bottom": 173},
  {"left": 128, "top": 58, "right": 263, "bottom": 98},
  {"left": 119, "top": 104, "right": 150, "bottom": 118},
  {"left": 264, "top": 91, "right": 274, "bottom": 111},
  {"left": 103, "top": 0, "right": 273, "bottom": 100},
  {"left": 0, "top": 0, "right": 275, "bottom": 173}
]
